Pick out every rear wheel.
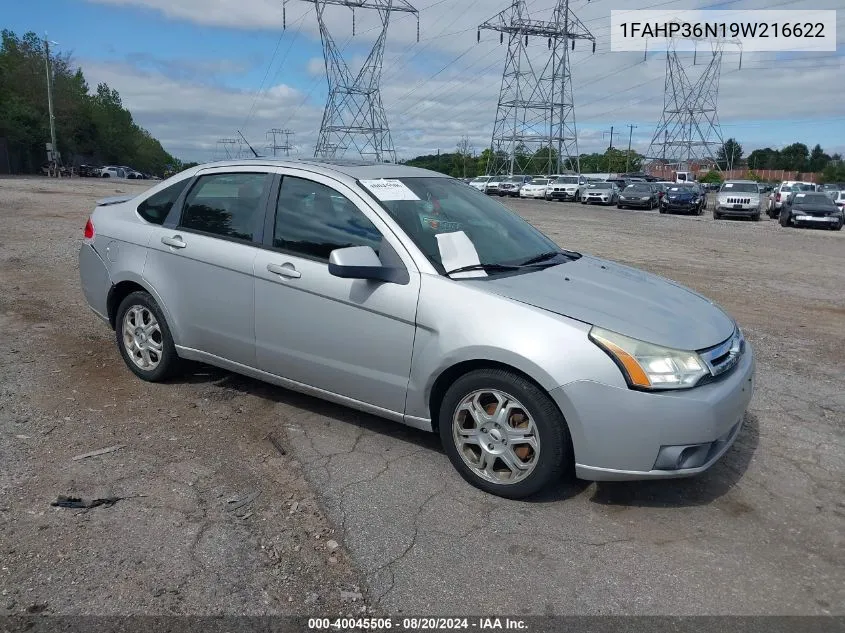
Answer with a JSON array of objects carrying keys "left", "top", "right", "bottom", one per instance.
[
  {"left": 438, "top": 369, "right": 571, "bottom": 499},
  {"left": 115, "top": 291, "right": 181, "bottom": 382},
  {"left": 779, "top": 210, "right": 792, "bottom": 227}
]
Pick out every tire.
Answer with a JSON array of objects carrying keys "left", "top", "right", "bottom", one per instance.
[
  {"left": 713, "top": 210, "right": 721, "bottom": 220},
  {"left": 659, "top": 207, "right": 666, "bottom": 214},
  {"left": 833, "top": 219, "right": 843, "bottom": 231},
  {"left": 438, "top": 368, "right": 571, "bottom": 499},
  {"left": 617, "top": 204, "right": 625, "bottom": 209},
  {"left": 779, "top": 211, "right": 791, "bottom": 228},
  {"left": 752, "top": 212, "right": 761, "bottom": 221},
  {"left": 101, "top": 173, "right": 110, "bottom": 178},
  {"left": 115, "top": 291, "right": 181, "bottom": 382}
]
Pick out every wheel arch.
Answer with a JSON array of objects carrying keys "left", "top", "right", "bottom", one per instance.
[
  {"left": 427, "top": 359, "right": 562, "bottom": 433},
  {"left": 106, "top": 275, "right": 181, "bottom": 345}
]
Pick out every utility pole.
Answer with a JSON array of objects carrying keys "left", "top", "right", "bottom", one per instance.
[
  {"left": 626, "top": 124, "right": 637, "bottom": 173},
  {"left": 609, "top": 125, "right": 614, "bottom": 150},
  {"left": 44, "top": 35, "right": 59, "bottom": 177}
]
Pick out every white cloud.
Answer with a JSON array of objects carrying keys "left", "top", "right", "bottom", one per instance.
[{"left": 79, "top": 0, "right": 845, "bottom": 161}]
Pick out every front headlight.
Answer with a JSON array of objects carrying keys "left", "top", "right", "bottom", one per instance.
[{"left": 589, "top": 326, "right": 709, "bottom": 390}]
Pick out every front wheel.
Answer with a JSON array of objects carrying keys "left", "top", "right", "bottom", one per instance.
[
  {"left": 438, "top": 369, "right": 571, "bottom": 499},
  {"left": 779, "top": 211, "right": 792, "bottom": 227},
  {"left": 115, "top": 291, "right": 181, "bottom": 382}
]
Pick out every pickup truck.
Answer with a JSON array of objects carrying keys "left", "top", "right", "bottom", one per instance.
[{"left": 766, "top": 181, "right": 814, "bottom": 218}]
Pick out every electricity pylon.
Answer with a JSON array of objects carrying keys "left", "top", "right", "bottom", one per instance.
[
  {"left": 286, "top": 0, "right": 419, "bottom": 163},
  {"left": 215, "top": 138, "right": 239, "bottom": 160},
  {"left": 479, "top": 0, "right": 595, "bottom": 176},
  {"left": 267, "top": 128, "right": 295, "bottom": 157},
  {"left": 646, "top": 35, "right": 741, "bottom": 171}
]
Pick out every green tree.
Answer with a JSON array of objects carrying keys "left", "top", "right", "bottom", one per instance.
[
  {"left": 717, "top": 138, "right": 743, "bottom": 170},
  {"left": 699, "top": 170, "right": 723, "bottom": 184},
  {"left": 0, "top": 29, "right": 179, "bottom": 175},
  {"left": 779, "top": 143, "right": 810, "bottom": 172},
  {"left": 808, "top": 144, "right": 830, "bottom": 172}
]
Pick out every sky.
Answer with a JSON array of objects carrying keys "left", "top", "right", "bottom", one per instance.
[{"left": 5, "top": 0, "right": 845, "bottom": 163}]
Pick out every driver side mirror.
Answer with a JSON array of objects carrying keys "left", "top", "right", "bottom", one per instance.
[{"left": 328, "top": 246, "right": 405, "bottom": 284}]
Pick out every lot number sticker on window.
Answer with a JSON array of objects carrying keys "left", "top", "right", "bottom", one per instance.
[{"left": 359, "top": 179, "right": 420, "bottom": 201}]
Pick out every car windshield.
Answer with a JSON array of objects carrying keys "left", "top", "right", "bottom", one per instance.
[
  {"left": 470, "top": 177, "right": 487, "bottom": 183},
  {"left": 624, "top": 184, "right": 651, "bottom": 192},
  {"left": 555, "top": 177, "right": 578, "bottom": 184},
  {"left": 590, "top": 183, "right": 612, "bottom": 189},
  {"left": 721, "top": 183, "right": 758, "bottom": 193},
  {"left": 364, "top": 177, "right": 570, "bottom": 275},
  {"left": 508, "top": 176, "right": 524, "bottom": 182},
  {"left": 793, "top": 193, "right": 835, "bottom": 207},
  {"left": 531, "top": 179, "right": 549, "bottom": 185}
]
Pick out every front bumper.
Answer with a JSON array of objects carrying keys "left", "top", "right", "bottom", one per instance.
[
  {"left": 549, "top": 190, "right": 577, "bottom": 200},
  {"left": 716, "top": 204, "right": 760, "bottom": 217},
  {"left": 549, "top": 341, "right": 755, "bottom": 480},
  {"left": 791, "top": 213, "right": 841, "bottom": 226},
  {"left": 662, "top": 200, "right": 700, "bottom": 212},
  {"left": 520, "top": 190, "right": 546, "bottom": 198},
  {"left": 619, "top": 198, "right": 652, "bottom": 207},
  {"left": 586, "top": 196, "right": 610, "bottom": 204}
]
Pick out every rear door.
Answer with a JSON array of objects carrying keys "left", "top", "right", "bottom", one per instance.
[
  {"left": 253, "top": 170, "right": 420, "bottom": 415},
  {"left": 144, "top": 167, "right": 274, "bottom": 366}
]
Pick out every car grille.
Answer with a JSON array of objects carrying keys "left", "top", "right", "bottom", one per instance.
[
  {"left": 797, "top": 209, "right": 831, "bottom": 217},
  {"left": 698, "top": 328, "right": 745, "bottom": 379},
  {"left": 725, "top": 197, "right": 753, "bottom": 204}
]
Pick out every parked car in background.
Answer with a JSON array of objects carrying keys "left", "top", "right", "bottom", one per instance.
[
  {"left": 780, "top": 192, "right": 844, "bottom": 230},
  {"left": 100, "top": 166, "right": 127, "bottom": 178},
  {"left": 485, "top": 175, "right": 505, "bottom": 195},
  {"left": 583, "top": 182, "right": 619, "bottom": 205},
  {"left": 767, "top": 181, "right": 813, "bottom": 217},
  {"left": 605, "top": 178, "right": 628, "bottom": 191},
  {"left": 78, "top": 158, "right": 755, "bottom": 499},
  {"left": 660, "top": 183, "right": 706, "bottom": 215},
  {"left": 617, "top": 183, "right": 659, "bottom": 209},
  {"left": 547, "top": 175, "right": 586, "bottom": 202},
  {"left": 498, "top": 175, "right": 532, "bottom": 197},
  {"left": 817, "top": 183, "right": 839, "bottom": 195},
  {"left": 831, "top": 190, "right": 845, "bottom": 212},
  {"left": 713, "top": 180, "right": 761, "bottom": 221},
  {"left": 468, "top": 176, "right": 492, "bottom": 193},
  {"left": 519, "top": 178, "right": 551, "bottom": 199}
]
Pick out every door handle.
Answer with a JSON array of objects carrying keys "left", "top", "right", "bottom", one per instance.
[
  {"left": 161, "top": 235, "right": 186, "bottom": 249},
  {"left": 267, "top": 262, "right": 301, "bottom": 279}
]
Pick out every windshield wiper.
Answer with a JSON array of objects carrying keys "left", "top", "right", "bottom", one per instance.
[
  {"left": 517, "top": 250, "right": 580, "bottom": 267},
  {"left": 445, "top": 263, "right": 521, "bottom": 276}
]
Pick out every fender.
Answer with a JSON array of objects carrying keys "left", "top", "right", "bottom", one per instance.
[{"left": 107, "top": 271, "right": 183, "bottom": 347}]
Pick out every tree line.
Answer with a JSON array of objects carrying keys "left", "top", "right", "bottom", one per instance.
[
  {"left": 0, "top": 30, "right": 181, "bottom": 175},
  {"left": 405, "top": 136, "right": 845, "bottom": 184}
]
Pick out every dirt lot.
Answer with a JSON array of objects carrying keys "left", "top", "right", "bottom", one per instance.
[{"left": 1, "top": 176, "right": 843, "bottom": 616}]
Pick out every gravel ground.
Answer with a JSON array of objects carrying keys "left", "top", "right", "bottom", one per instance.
[{"left": 1, "top": 176, "right": 843, "bottom": 617}]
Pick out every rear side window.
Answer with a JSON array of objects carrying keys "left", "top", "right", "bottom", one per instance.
[
  {"left": 180, "top": 172, "right": 270, "bottom": 242},
  {"left": 137, "top": 179, "right": 190, "bottom": 225}
]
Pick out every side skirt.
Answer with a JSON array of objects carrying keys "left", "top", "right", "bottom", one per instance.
[{"left": 175, "top": 346, "right": 434, "bottom": 433}]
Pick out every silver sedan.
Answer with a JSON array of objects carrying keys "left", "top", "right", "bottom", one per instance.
[{"left": 79, "top": 159, "right": 754, "bottom": 499}]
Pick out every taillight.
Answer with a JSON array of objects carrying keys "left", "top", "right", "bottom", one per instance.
[
  {"left": 776, "top": 193, "right": 781, "bottom": 202},
  {"left": 84, "top": 217, "right": 95, "bottom": 241}
]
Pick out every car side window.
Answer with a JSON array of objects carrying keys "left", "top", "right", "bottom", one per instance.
[
  {"left": 179, "top": 172, "right": 270, "bottom": 242},
  {"left": 273, "top": 176, "right": 382, "bottom": 260},
  {"left": 137, "top": 179, "right": 190, "bottom": 225}
]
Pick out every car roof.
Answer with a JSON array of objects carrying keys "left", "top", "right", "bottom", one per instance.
[{"left": 191, "top": 157, "right": 444, "bottom": 180}]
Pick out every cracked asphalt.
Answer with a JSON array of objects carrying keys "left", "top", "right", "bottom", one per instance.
[{"left": 1, "top": 178, "right": 843, "bottom": 616}]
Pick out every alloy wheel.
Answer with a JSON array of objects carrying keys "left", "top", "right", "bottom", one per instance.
[
  {"left": 452, "top": 389, "right": 540, "bottom": 485},
  {"left": 122, "top": 304, "right": 163, "bottom": 370}
]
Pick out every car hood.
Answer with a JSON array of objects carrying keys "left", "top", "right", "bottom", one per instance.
[
  {"left": 465, "top": 255, "right": 735, "bottom": 350},
  {"left": 667, "top": 191, "right": 697, "bottom": 199}
]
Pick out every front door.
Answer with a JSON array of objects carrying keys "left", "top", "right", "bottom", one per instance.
[
  {"left": 144, "top": 168, "right": 273, "bottom": 367},
  {"left": 253, "top": 172, "right": 419, "bottom": 415}
]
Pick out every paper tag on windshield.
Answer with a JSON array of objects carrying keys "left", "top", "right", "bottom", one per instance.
[
  {"left": 436, "top": 231, "right": 486, "bottom": 279},
  {"left": 724, "top": 183, "right": 733, "bottom": 188},
  {"left": 359, "top": 179, "right": 420, "bottom": 201}
]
